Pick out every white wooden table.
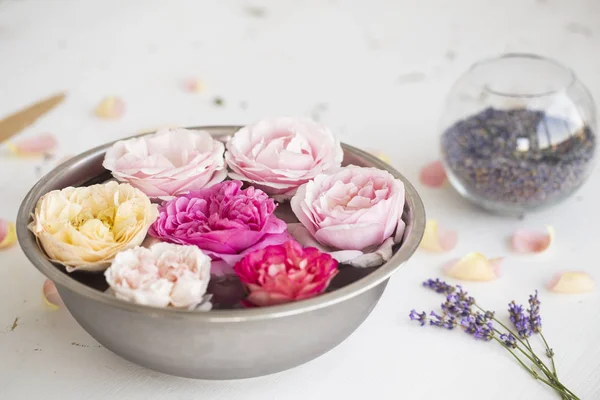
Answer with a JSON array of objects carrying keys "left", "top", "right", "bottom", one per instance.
[{"left": 1, "top": 1, "right": 599, "bottom": 398}]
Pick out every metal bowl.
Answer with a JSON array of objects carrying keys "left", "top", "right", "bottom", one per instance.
[{"left": 16, "top": 126, "right": 425, "bottom": 380}]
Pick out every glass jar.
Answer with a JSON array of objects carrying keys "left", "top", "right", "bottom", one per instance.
[{"left": 440, "top": 53, "right": 597, "bottom": 216}]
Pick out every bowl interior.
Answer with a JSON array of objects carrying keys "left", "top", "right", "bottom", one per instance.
[{"left": 17, "top": 126, "right": 425, "bottom": 318}]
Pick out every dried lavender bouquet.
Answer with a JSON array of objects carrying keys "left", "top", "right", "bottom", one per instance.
[{"left": 410, "top": 279, "right": 579, "bottom": 399}]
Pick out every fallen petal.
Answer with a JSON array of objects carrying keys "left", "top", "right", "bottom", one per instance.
[
  {"left": 366, "top": 149, "right": 391, "bottom": 164},
  {"left": 512, "top": 226, "right": 554, "bottom": 253},
  {"left": 94, "top": 96, "right": 125, "bottom": 119},
  {"left": 182, "top": 78, "right": 204, "bottom": 93},
  {"left": 6, "top": 133, "right": 58, "bottom": 156},
  {"left": 42, "top": 279, "right": 64, "bottom": 309},
  {"left": 420, "top": 160, "right": 446, "bottom": 188},
  {"left": 420, "top": 219, "right": 457, "bottom": 253},
  {"left": 443, "top": 253, "right": 502, "bottom": 281},
  {"left": 0, "top": 219, "right": 17, "bottom": 249},
  {"left": 547, "top": 272, "right": 595, "bottom": 294}
]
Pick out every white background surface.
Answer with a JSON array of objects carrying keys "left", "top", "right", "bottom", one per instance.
[{"left": 1, "top": 0, "right": 599, "bottom": 399}]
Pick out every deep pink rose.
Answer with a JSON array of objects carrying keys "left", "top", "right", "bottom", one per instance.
[
  {"left": 149, "top": 181, "right": 290, "bottom": 273},
  {"left": 233, "top": 241, "right": 338, "bottom": 307},
  {"left": 225, "top": 117, "right": 343, "bottom": 201}
]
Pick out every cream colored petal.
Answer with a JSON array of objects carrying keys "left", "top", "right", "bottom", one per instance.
[
  {"left": 42, "top": 279, "right": 63, "bottom": 310},
  {"left": 94, "top": 96, "right": 125, "bottom": 119},
  {"left": 443, "top": 253, "right": 502, "bottom": 281},
  {"left": 420, "top": 219, "right": 458, "bottom": 253},
  {"left": 547, "top": 272, "right": 595, "bottom": 294},
  {"left": 0, "top": 220, "right": 17, "bottom": 249}
]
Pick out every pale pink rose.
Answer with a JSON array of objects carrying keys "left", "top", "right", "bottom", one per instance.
[
  {"left": 104, "top": 243, "right": 212, "bottom": 309},
  {"left": 225, "top": 117, "right": 343, "bottom": 201},
  {"left": 289, "top": 165, "right": 406, "bottom": 268},
  {"left": 103, "top": 128, "right": 226, "bottom": 200}
]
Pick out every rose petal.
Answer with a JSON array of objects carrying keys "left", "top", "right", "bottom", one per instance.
[
  {"left": 94, "top": 96, "right": 125, "bottom": 119},
  {"left": 512, "top": 226, "right": 554, "bottom": 253},
  {"left": 0, "top": 219, "right": 17, "bottom": 249},
  {"left": 547, "top": 272, "right": 595, "bottom": 294},
  {"left": 6, "top": 133, "right": 58, "bottom": 157},
  {"left": 42, "top": 279, "right": 64, "bottom": 310},
  {"left": 366, "top": 149, "right": 391, "bottom": 164},
  {"left": 443, "top": 253, "right": 502, "bottom": 281},
  {"left": 419, "top": 160, "right": 446, "bottom": 188},
  {"left": 420, "top": 220, "right": 457, "bottom": 253},
  {"left": 182, "top": 78, "right": 204, "bottom": 93}
]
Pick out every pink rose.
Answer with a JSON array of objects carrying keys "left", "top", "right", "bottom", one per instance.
[
  {"left": 234, "top": 241, "right": 338, "bottom": 307},
  {"left": 149, "top": 180, "right": 290, "bottom": 275},
  {"left": 225, "top": 117, "right": 343, "bottom": 201},
  {"left": 289, "top": 165, "right": 406, "bottom": 268},
  {"left": 104, "top": 243, "right": 212, "bottom": 309},
  {"left": 103, "top": 128, "right": 226, "bottom": 200}
]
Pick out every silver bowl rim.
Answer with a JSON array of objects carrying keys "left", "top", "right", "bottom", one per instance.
[{"left": 17, "top": 126, "right": 425, "bottom": 322}]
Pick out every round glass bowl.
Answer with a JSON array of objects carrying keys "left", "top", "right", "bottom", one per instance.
[{"left": 440, "top": 53, "right": 597, "bottom": 215}]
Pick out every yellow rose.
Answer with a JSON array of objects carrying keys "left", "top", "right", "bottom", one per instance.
[{"left": 28, "top": 181, "right": 158, "bottom": 272}]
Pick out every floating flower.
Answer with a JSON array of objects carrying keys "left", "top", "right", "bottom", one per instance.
[
  {"left": 149, "top": 180, "right": 290, "bottom": 274},
  {"left": 234, "top": 240, "right": 338, "bottom": 307},
  {"left": 105, "top": 243, "right": 212, "bottom": 309},
  {"left": 182, "top": 78, "right": 204, "bottom": 93},
  {"left": 225, "top": 117, "right": 343, "bottom": 200},
  {"left": 28, "top": 182, "right": 157, "bottom": 272},
  {"left": 289, "top": 165, "right": 405, "bottom": 268},
  {"left": 420, "top": 219, "right": 458, "bottom": 253},
  {"left": 419, "top": 160, "right": 446, "bottom": 188},
  {"left": 94, "top": 96, "right": 125, "bottom": 119},
  {"left": 0, "top": 219, "right": 17, "bottom": 249},
  {"left": 443, "top": 253, "right": 502, "bottom": 281},
  {"left": 103, "top": 128, "right": 226, "bottom": 200},
  {"left": 512, "top": 226, "right": 554, "bottom": 253},
  {"left": 547, "top": 272, "right": 595, "bottom": 294},
  {"left": 42, "top": 279, "right": 64, "bottom": 310},
  {"left": 6, "top": 133, "right": 58, "bottom": 157}
]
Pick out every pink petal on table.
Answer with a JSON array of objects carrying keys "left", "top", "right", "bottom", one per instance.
[
  {"left": 182, "top": 78, "right": 204, "bottom": 93},
  {"left": 94, "top": 96, "right": 125, "bottom": 119},
  {"left": 6, "top": 133, "right": 58, "bottom": 156},
  {"left": 547, "top": 272, "right": 595, "bottom": 294},
  {"left": 0, "top": 219, "right": 16, "bottom": 249},
  {"left": 512, "top": 226, "right": 554, "bottom": 253},
  {"left": 419, "top": 160, "right": 446, "bottom": 188},
  {"left": 420, "top": 219, "right": 457, "bottom": 253},
  {"left": 443, "top": 253, "right": 502, "bottom": 282},
  {"left": 42, "top": 279, "right": 64, "bottom": 310}
]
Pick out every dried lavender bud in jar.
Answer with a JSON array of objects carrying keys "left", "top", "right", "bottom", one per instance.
[{"left": 441, "top": 107, "right": 596, "bottom": 212}]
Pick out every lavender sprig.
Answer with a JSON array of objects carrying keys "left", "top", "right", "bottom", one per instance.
[{"left": 409, "top": 278, "right": 579, "bottom": 400}]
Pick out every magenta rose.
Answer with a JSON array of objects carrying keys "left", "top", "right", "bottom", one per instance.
[
  {"left": 234, "top": 240, "right": 339, "bottom": 307},
  {"left": 149, "top": 180, "right": 290, "bottom": 274}
]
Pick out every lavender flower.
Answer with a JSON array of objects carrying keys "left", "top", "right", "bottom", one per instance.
[
  {"left": 422, "top": 278, "right": 455, "bottom": 294},
  {"left": 409, "top": 309, "right": 427, "bottom": 326},
  {"left": 528, "top": 290, "right": 542, "bottom": 333},
  {"left": 460, "top": 314, "right": 494, "bottom": 341},
  {"left": 455, "top": 285, "right": 475, "bottom": 306},
  {"left": 508, "top": 301, "right": 532, "bottom": 339},
  {"left": 500, "top": 333, "right": 518, "bottom": 349},
  {"left": 440, "top": 294, "right": 470, "bottom": 317},
  {"left": 410, "top": 279, "right": 577, "bottom": 399},
  {"left": 429, "top": 311, "right": 457, "bottom": 330}
]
